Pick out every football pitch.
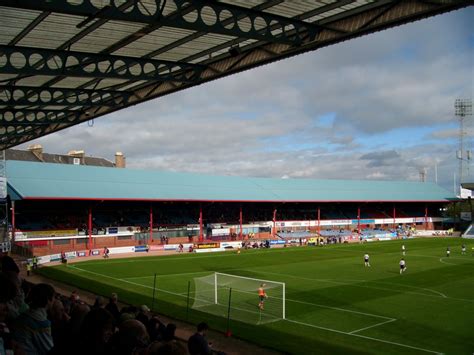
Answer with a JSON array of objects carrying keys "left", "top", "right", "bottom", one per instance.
[{"left": 38, "top": 238, "right": 474, "bottom": 354}]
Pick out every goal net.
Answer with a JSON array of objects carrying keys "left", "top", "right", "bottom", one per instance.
[{"left": 191, "top": 272, "right": 285, "bottom": 325}]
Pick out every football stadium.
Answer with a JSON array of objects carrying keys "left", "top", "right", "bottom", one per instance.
[{"left": 0, "top": 1, "right": 473, "bottom": 355}]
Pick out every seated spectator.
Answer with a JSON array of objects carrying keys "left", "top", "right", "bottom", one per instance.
[
  {"left": 136, "top": 304, "right": 151, "bottom": 327},
  {"left": 65, "top": 302, "right": 90, "bottom": 343},
  {"left": 13, "top": 283, "right": 55, "bottom": 355},
  {"left": 49, "top": 297, "right": 70, "bottom": 351},
  {"left": 163, "top": 323, "right": 177, "bottom": 343},
  {"left": 76, "top": 308, "right": 115, "bottom": 355},
  {"left": 93, "top": 295, "right": 107, "bottom": 309},
  {"left": 109, "top": 319, "right": 149, "bottom": 355},
  {"left": 0, "top": 256, "right": 20, "bottom": 274},
  {"left": 0, "top": 273, "right": 21, "bottom": 355},
  {"left": 147, "top": 341, "right": 187, "bottom": 355},
  {"left": 188, "top": 322, "right": 212, "bottom": 355},
  {"left": 147, "top": 316, "right": 167, "bottom": 342},
  {"left": 3, "top": 270, "right": 28, "bottom": 321},
  {"left": 105, "top": 292, "right": 120, "bottom": 322}
]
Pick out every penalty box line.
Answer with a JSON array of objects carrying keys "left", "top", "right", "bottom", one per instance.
[{"left": 285, "top": 319, "right": 443, "bottom": 355}]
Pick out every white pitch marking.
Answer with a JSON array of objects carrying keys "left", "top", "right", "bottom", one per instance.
[
  {"left": 124, "top": 270, "right": 211, "bottom": 280},
  {"left": 285, "top": 319, "right": 443, "bottom": 355},
  {"left": 349, "top": 318, "right": 397, "bottom": 334},
  {"left": 252, "top": 270, "right": 453, "bottom": 300}
]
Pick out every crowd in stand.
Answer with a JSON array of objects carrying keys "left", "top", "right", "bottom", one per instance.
[{"left": 0, "top": 255, "right": 222, "bottom": 355}]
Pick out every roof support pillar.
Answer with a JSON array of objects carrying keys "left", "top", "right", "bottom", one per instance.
[
  {"left": 424, "top": 205, "right": 428, "bottom": 230},
  {"left": 88, "top": 206, "right": 93, "bottom": 251},
  {"left": 149, "top": 204, "right": 153, "bottom": 242},
  {"left": 393, "top": 206, "right": 396, "bottom": 230},
  {"left": 272, "top": 208, "right": 277, "bottom": 238},
  {"left": 239, "top": 205, "right": 243, "bottom": 240},
  {"left": 11, "top": 200, "right": 16, "bottom": 243},
  {"left": 317, "top": 206, "right": 321, "bottom": 236},
  {"left": 199, "top": 204, "right": 203, "bottom": 242},
  {"left": 357, "top": 206, "right": 361, "bottom": 236}
]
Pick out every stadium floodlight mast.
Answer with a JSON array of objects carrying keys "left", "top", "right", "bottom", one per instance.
[{"left": 455, "top": 98, "right": 473, "bottom": 193}]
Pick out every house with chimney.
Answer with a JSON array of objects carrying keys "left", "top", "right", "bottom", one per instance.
[{"left": 5, "top": 145, "right": 126, "bottom": 168}]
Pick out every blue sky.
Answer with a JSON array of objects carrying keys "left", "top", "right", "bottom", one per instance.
[{"left": 21, "top": 6, "right": 473, "bottom": 192}]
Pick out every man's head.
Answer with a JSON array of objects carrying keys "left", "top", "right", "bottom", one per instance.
[
  {"left": 29, "top": 283, "right": 55, "bottom": 309},
  {"left": 197, "top": 322, "right": 209, "bottom": 334},
  {"left": 111, "top": 292, "right": 118, "bottom": 303}
]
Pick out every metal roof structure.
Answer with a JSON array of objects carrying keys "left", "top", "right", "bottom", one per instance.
[
  {"left": 0, "top": 0, "right": 471, "bottom": 150},
  {"left": 6, "top": 160, "right": 456, "bottom": 202}
]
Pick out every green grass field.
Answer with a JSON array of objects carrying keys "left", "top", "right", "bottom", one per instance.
[{"left": 38, "top": 238, "right": 474, "bottom": 354}]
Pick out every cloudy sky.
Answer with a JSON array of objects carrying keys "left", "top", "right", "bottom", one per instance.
[{"left": 20, "top": 7, "right": 473, "bottom": 192}]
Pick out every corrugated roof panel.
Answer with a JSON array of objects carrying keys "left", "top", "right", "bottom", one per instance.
[
  {"left": 17, "top": 13, "right": 84, "bottom": 49},
  {"left": 113, "top": 27, "right": 196, "bottom": 58},
  {"left": 72, "top": 20, "right": 147, "bottom": 55},
  {"left": 14, "top": 75, "right": 55, "bottom": 87},
  {"left": 50, "top": 77, "right": 101, "bottom": 89},
  {"left": 92, "top": 78, "right": 133, "bottom": 90},
  {"left": 6, "top": 160, "right": 456, "bottom": 202},
  {"left": 157, "top": 33, "right": 235, "bottom": 62},
  {"left": 0, "top": 7, "right": 43, "bottom": 45}
]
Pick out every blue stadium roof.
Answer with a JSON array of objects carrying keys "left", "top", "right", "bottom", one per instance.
[{"left": 6, "top": 160, "right": 455, "bottom": 203}]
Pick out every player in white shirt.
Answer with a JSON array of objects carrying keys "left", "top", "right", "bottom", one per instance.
[
  {"left": 401, "top": 244, "right": 406, "bottom": 256},
  {"left": 364, "top": 253, "right": 370, "bottom": 267},
  {"left": 446, "top": 246, "right": 450, "bottom": 257},
  {"left": 399, "top": 258, "right": 406, "bottom": 274},
  {"left": 461, "top": 244, "right": 466, "bottom": 255}
]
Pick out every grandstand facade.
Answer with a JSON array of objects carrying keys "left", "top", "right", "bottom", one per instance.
[{"left": 5, "top": 160, "right": 456, "bottom": 256}]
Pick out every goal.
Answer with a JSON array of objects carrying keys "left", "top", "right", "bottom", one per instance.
[{"left": 192, "top": 272, "right": 285, "bottom": 324}]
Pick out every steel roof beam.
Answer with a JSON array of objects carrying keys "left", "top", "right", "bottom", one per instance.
[
  {"left": 0, "top": 85, "right": 132, "bottom": 107},
  {"left": 0, "top": 109, "right": 86, "bottom": 140},
  {"left": 2, "top": 0, "right": 321, "bottom": 46},
  {"left": 0, "top": 45, "right": 205, "bottom": 83}
]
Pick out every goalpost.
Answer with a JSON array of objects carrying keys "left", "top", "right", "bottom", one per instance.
[{"left": 192, "top": 272, "right": 285, "bottom": 324}]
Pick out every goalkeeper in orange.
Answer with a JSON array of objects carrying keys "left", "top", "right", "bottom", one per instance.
[{"left": 258, "top": 283, "right": 268, "bottom": 310}]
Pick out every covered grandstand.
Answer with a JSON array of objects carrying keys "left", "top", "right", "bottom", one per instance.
[{"left": 6, "top": 160, "right": 456, "bottom": 256}]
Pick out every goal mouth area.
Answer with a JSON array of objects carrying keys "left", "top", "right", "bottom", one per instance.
[{"left": 191, "top": 272, "right": 286, "bottom": 325}]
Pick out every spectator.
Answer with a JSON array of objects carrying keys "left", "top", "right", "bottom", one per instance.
[
  {"left": 49, "top": 297, "right": 70, "bottom": 353},
  {"left": 105, "top": 292, "right": 120, "bottom": 322},
  {"left": 147, "top": 316, "right": 167, "bottom": 342},
  {"left": 77, "top": 308, "right": 115, "bottom": 355},
  {"left": 0, "top": 273, "right": 20, "bottom": 355},
  {"left": 148, "top": 341, "right": 187, "bottom": 355},
  {"left": 188, "top": 322, "right": 212, "bottom": 355},
  {"left": 163, "top": 323, "right": 177, "bottom": 342},
  {"left": 93, "top": 296, "right": 107, "bottom": 309},
  {"left": 110, "top": 319, "right": 149, "bottom": 355},
  {"left": 1, "top": 256, "right": 20, "bottom": 274},
  {"left": 66, "top": 302, "right": 90, "bottom": 342},
  {"left": 3, "top": 270, "right": 28, "bottom": 321},
  {"left": 13, "top": 283, "right": 55, "bottom": 355},
  {"left": 136, "top": 304, "right": 151, "bottom": 327}
]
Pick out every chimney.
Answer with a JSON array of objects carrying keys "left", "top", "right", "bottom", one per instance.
[
  {"left": 68, "top": 150, "right": 85, "bottom": 165},
  {"left": 27, "top": 144, "right": 44, "bottom": 161},
  {"left": 115, "top": 152, "right": 126, "bottom": 168}
]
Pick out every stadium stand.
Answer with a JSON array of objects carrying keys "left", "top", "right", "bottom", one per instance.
[
  {"left": 4, "top": 160, "right": 455, "bottom": 256},
  {"left": 0, "top": 255, "right": 228, "bottom": 355}
]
